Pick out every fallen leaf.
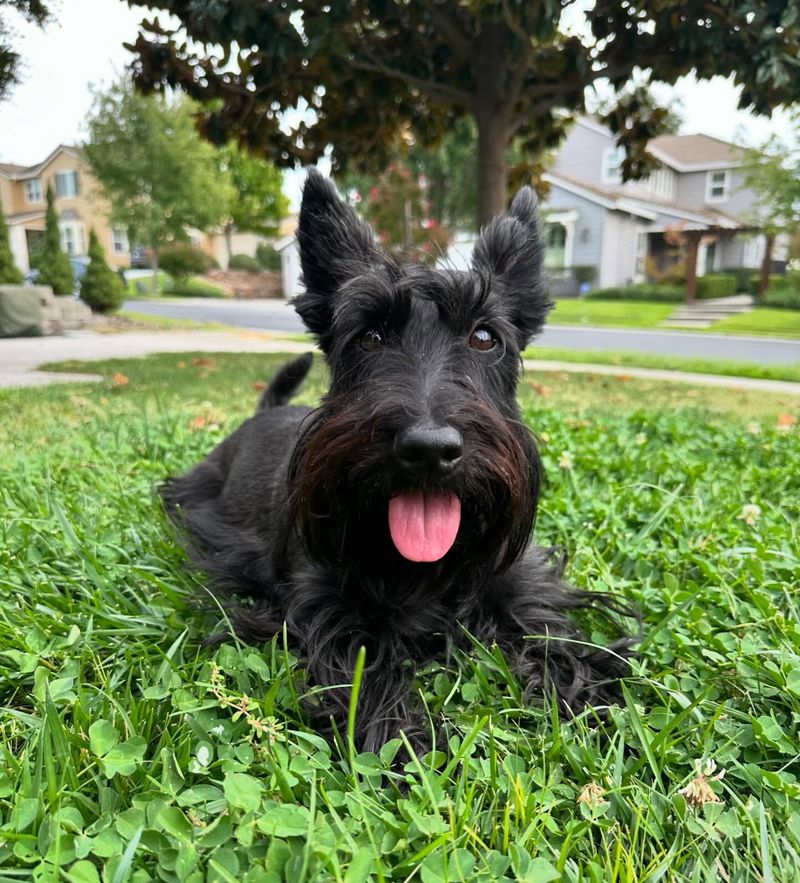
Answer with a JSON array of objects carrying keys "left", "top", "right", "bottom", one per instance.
[
  {"left": 776, "top": 413, "right": 796, "bottom": 431},
  {"left": 112, "top": 373, "right": 129, "bottom": 387},
  {"left": 252, "top": 381, "right": 267, "bottom": 391},
  {"left": 192, "top": 357, "right": 216, "bottom": 368},
  {"left": 616, "top": 374, "right": 632, "bottom": 382}
]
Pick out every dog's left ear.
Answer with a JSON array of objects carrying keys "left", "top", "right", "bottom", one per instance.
[
  {"left": 472, "top": 186, "right": 552, "bottom": 344},
  {"left": 294, "top": 169, "right": 385, "bottom": 338}
]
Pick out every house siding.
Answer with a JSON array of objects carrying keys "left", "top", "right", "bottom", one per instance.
[
  {"left": 599, "top": 213, "right": 642, "bottom": 288},
  {"left": 552, "top": 123, "right": 614, "bottom": 188},
  {"left": 541, "top": 185, "right": 605, "bottom": 271},
  {"left": 1, "top": 149, "right": 129, "bottom": 272}
]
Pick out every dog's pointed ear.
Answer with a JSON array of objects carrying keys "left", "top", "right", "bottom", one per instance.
[
  {"left": 294, "top": 169, "right": 383, "bottom": 337},
  {"left": 472, "top": 186, "right": 552, "bottom": 344}
]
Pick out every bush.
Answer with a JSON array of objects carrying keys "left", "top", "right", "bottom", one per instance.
[
  {"left": 80, "top": 229, "right": 125, "bottom": 313},
  {"left": 37, "top": 188, "right": 73, "bottom": 295},
  {"left": 721, "top": 267, "right": 760, "bottom": 295},
  {"left": 763, "top": 273, "right": 800, "bottom": 309},
  {"left": 255, "top": 243, "right": 281, "bottom": 272},
  {"left": 585, "top": 283, "right": 684, "bottom": 302},
  {"left": 572, "top": 265, "right": 596, "bottom": 286},
  {"left": 695, "top": 274, "right": 737, "bottom": 299},
  {"left": 228, "top": 253, "right": 261, "bottom": 273},
  {"left": 159, "top": 244, "right": 215, "bottom": 280},
  {"left": 165, "top": 278, "right": 226, "bottom": 298},
  {"left": 0, "top": 199, "right": 23, "bottom": 284}
]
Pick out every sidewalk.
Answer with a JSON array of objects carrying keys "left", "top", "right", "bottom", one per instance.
[{"left": 1, "top": 329, "right": 799, "bottom": 395}]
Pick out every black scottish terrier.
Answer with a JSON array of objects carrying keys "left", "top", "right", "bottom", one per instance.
[{"left": 163, "top": 169, "right": 630, "bottom": 752}]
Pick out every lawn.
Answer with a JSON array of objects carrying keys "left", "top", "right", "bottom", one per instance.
[
  {"left": 550, "top": 300, "right": 673, "bottom": 328},
  {"left": 522, "top": 346, "right": 800, "bottom": 385},
  {"left": 713, "top": 308, "right": 800, "bottom": 340},
  {"left": 1, "top": 352, "right": 799, "bottom": 882}
]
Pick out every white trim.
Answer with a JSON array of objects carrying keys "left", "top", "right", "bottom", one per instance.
[
  {"left": 575, "top": 117, "right": 612, "bottom": 138},
  {"left": 544, "top": 174, "right": 657, "bottom": 220},
  {"left": 540, "top": 208, "right": 579, "bottom": 224},
  {"left": 705, "top": 169, "right": 730, "bottom": 203}
]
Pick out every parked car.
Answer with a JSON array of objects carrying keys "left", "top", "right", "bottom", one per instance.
[
  {"left": 24, "top": 256, "right": 91, "bottom": 298},
  {"left": 130, "top": 246, "right": 154, "bottom": 269}
]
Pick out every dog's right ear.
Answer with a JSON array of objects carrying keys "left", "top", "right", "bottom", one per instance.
[{"left": 294, "top": 169, "right": 382, "bottom": 337}]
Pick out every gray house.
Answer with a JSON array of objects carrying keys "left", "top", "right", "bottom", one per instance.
[{"left": 541, "top": 117, "right": 780, "bottom": 290}]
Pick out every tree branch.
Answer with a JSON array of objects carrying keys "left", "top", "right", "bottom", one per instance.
[
  {"left": 427, "top": 5, "right": 471, "bottom": 53},
  {"left": 349, "top": 57, "right": 471, "bottom": 107}
]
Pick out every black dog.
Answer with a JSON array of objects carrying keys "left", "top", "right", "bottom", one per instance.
[{"left": 163, "top": 170, "right": 630, "bottom": 753}]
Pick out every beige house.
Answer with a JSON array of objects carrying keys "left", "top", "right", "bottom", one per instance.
[{"left": 0, "top": 145, "right": 129, "bottom": 274}]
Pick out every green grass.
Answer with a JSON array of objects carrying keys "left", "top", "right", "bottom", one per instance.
[
  {"left": 523, "top": 346, "right": 800, "bottom": 385},
  {"left": 124, "top": 271, "right": 171, "bottom": 298},
  {"left": 112, "top": 311, "right": 231, "bottom": 332},
  {"left": 1, "top": 352, "right": 799, "bottom": 881},
  {"left": 551, "top": 299, "right": 673, "bottom": 328},
  {"left": 713, "top": 307, "right": 800, "bottom": 339}
]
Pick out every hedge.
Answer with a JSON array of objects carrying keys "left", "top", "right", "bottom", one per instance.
[
  {"left": 695, "top": 274, "right": 737, "bottom": 299},
  {"left": 763, "top": 272, "right": 800, "bottom": 309},
  {"left": 164, "top": 278, "right": 226, "bottom": 298},
  {"left": 584, "top": 283, "right": 684, "bottom": 302},
  {"left": 159, "top": 244, "right": 216, "bottom": 280},
  {"left": 228, "top": 253, "right": 261, "bottom": 273},
  {"left": 256, "top": 243, "right": 281, "bottom": 272}
]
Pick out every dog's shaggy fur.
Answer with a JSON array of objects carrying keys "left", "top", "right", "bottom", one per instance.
[{"left": 163, "top": 170, "right": 631, "bottom": 752}]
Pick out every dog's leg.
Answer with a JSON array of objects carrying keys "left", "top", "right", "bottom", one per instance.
[{"left": 472, "top": 553, "right": 632, "bottom": 715}]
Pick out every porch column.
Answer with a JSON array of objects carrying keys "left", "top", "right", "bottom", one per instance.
[
  {"left": 8, "top": 224, "right": 30, "bottom": 273},
  {"left": 684, "top": 233, "right": 700, "bottom": 303}
]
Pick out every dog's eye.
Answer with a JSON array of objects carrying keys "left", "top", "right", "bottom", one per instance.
[
  {"left": 468, "top": 327, "right": 497, "bottom": 351},
  {"left": 360, "top": 328, "right": 385, "bottom": 351}
]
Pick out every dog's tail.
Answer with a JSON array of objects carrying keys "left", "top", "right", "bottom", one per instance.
[{"left": 258, "top": 352, "right": 314, "bottom": 410}]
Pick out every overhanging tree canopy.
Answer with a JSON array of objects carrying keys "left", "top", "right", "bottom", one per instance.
[
  {"left": 0, "top": 1, "right": 49, "bottom": 102},
  {"left": 127, "top": 1, "right": 800, "bottom": 225}
]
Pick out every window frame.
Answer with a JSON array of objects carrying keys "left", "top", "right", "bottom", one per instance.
[
  {"left": 705, "top": 169, "right": 730, "bottom": 203},
  {"left": 54, "top": 170, "right": 79, "bottom": 198},
  {"left": 25, "top": 178, "right": 43, "bottom": 203},
  {"left": 601, "top": 145, "right": 625, "bottom": 184}
]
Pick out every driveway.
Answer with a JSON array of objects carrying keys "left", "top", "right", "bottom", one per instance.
[
  {"left": 2, "top": 328, "right": 800, "bottom": 395},
  {"left": 124, "top": 298, "right": 800, "bottom": 365}
]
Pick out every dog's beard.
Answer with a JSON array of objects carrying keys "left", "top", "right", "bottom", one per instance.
[{"left": 288, "top": 396, "right": 541, "bottom": 576}]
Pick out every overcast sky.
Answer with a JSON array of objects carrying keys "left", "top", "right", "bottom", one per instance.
[{"left": 0, "top": 0, "right": 795, "bottom": 209}]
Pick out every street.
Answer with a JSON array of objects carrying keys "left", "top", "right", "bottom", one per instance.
[{"left": 125, "top": 298, "right": 800, "bottom": 365}]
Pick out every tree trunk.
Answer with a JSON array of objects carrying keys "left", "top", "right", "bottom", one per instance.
[
  {"left": 476, "top": 111, "right": 510, "bottom": 227},
  {"left": 150, "top": 243, "right": 159, "bottom": 294},
  {"left": 684, "top": 234, "right": 700, "bottom": 303},
  {"left": 758, "top": 233, "right": 775, "bottom": 303},
  {"left": 224, "top": 222, "right": 234, "bottom": 265},
  {"left": 473, "top": 23, "right": 511, "bottom": 228}
]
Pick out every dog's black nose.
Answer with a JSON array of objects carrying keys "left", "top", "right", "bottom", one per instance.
[{"left": 394, "top": 424, "right": 463, "bottom": 478}]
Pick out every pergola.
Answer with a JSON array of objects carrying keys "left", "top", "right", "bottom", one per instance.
[{"left": 679, "top": 224, "right": 762, "bottom": 303}]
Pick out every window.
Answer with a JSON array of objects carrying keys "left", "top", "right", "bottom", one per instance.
[
  {"left": 25, "top": 179, "right": 42, "bottom": 203},
  {"left": 602, "top": 146, "right": 625, "bottom": 184},
  {"left": 111, "top": 227, "right": 129, "bottom": 255},
  {"left": 706, "top": 170, "right": 729, "bottom": 202},
  {"left": 55, "top": 170, "right": 79, "bottom": 198},
  {"left": 60, "top": 222, "right": 85, "bottom": 256},
  {"left": 544, "top": 223, "right": 567, "bottom": 268}
]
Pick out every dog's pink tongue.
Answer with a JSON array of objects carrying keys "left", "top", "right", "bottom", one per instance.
[{"left": 388, "top": 492, "right": 461, "bottom": 562}]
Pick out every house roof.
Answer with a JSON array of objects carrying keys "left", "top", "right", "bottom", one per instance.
[
  {"left": 544, "top": 172, "right": 742, "bottom": 229},
  {"left": 648, "top": 133, "right": 743, "bottom": 172},
  {"left": 0, "top": 145, "right": 84, "bottom": 180}
]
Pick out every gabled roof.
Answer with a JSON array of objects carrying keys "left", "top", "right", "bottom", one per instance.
[
  {"left": 0, "top": 145, "right": 84, "bottom": 180},
  {"left": 544, "top": 172, "right": 741, "bottom": 229},
  {"left": 648, "top": 133, "right": 743, "bottom": 172}
]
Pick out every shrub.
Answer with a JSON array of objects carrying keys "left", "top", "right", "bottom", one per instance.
[
  {"left": 256, "top": 243, "right": 281, "bottom": 272},
  {"left": 159, "top": 244, "right": 215, "bottom": 280},
  {"left": 0, "top": 198, "right": 23, "bottom": 284},
  {"left": 763, "top": 273, "right": 800, "bottom": 309},
  {"left": 695, "top": 274, "right": 737, "bottom": 299},
  {"left": 585, "top": 283, "right": 684, "bottom": 302},
  {"left": 228, "top": 253, "right": 261, "bottom": 273},
  {"left": 36, "top": 188, "right": 73, "bottom": 295},
  {"left": 721, "top": 267, "right": 760, "bottom": 295},
  {"left": 572, "top": 265, "right": 597, "bottom": 286},
  {"left": 165, "top": 278, "right": 226, "bottom": 298},
  {"left": 80, "top": 229, "right": 125, "bottom": 313}
]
